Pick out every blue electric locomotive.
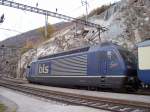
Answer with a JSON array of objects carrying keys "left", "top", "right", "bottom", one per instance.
[
  {"left": 138, "top": 40, "right": 150, "bottom": 86},
  {"left": 26, "top": 43, "right": 138, "bottom": 90}
]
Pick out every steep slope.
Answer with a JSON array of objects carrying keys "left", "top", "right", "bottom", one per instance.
[
  {"left": 0, "top": 22, "right": 71, "bottom": 48},
  {"left": 89, "top": 0, "right": 150, "bottom": 48},
  {"left": 0, "top": 29, "right": 42, "bottom": 48}
]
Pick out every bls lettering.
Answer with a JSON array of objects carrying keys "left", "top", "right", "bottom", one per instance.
[{"left": 39, "top": 64, "right": 49, "bottom": 74}]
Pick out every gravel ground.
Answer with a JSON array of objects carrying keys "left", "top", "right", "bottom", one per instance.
[
  {"left": 0, "top": 87, "right": 109, "bottom": 112},
  {"left": 25, "top": 84, "right": 150, "bottom": 103}
]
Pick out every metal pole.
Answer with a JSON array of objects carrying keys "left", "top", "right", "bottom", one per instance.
[
  {"left": 85, "top": 0, "right": 88, "bottom": 22},
  {"left": 19, "top": 50, "right": 21, "bottom": 79},
  {"left": 81, "top": 0, "right": 88, "bottom": 22},
  {"left": 45, "top": 12, "right": 48, "bottom": 38},
  {"left": 75, "top": 23, "right": 77, "bottom": 38},
  {"left": 98, "top": 28, "right": 101, "bottom": 43}
]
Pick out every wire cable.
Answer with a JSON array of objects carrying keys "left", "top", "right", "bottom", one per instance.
[{"left": 0, "top": 27, "right": 22, "bottom": 33}]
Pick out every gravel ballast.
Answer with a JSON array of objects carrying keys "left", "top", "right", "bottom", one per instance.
[{"left": 0, "top": 87, "right": 108, "bottom": 112}]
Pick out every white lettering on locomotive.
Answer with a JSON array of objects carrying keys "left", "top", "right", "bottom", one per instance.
[{"left": 39, "top": 64, "right": 49, "bottom": 74}]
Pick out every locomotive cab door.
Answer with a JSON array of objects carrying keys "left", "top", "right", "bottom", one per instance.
[{"left": 99, "top": 51, "right": 107, "bottom": 87}]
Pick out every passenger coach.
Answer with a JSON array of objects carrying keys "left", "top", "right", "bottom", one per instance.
[{"left": 138, "top": 40, "right": 150, "bottom": 86}]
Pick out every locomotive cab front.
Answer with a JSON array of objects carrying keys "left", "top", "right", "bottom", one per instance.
[{"left": 118, "top": 49, "right": 139, "bottom": 90}]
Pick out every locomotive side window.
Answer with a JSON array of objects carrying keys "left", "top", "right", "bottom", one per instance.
[
  {"left": 107, "top": 50, "right": 120, "bottom": 74},
  {"left": 107, "top": 51, "right": 112, "bottom": 59}
]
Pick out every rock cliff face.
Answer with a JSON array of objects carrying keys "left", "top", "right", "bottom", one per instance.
[
  {"left": 18, "top": 0, "right": 150, "bottom": 78},
  {"left": 90, "top": 0, "right": 150, "bottom": 49}
]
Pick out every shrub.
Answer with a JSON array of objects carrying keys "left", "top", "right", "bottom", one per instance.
[
  {"left": 21, "top": 40, "right": 34, "bottom": 54},
  {"left": 38, "top": 23, "right": 55, "bottom": 40},
  {"left": 88, "top": 4, "right": 112, "bottom": 17}
]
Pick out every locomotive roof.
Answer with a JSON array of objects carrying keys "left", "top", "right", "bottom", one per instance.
[
  {"left": 38, "top": 46, "right": 90, "bottom": 60},
  {"left": 138, "top": 40, "right": 150, "bottom": 47},
  {"left": 38, "top": 42, "right": 122, "bottom": 60}
]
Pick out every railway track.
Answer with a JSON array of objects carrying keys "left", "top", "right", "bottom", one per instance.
[
  {"left": 0, "top": 80, "right": 150, "bottom": 112},
  {"left": 1, "top": 77, "right": 28, "bottom": 84},
  {"left": 2, "top": 77, "right": 150, "bottom": 96}
]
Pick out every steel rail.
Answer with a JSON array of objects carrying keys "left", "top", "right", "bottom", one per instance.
[{"left": 0, "top": 80, "right": 149, "bottom": 112}]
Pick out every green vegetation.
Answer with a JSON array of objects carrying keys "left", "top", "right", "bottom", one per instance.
[
  {"left": 0, "top": 103, "right": 6, "bottom": 112},
  {"left": 12, "top": 109, "right": 17, "bottom": 112},
  {"left": 21, "top": 23, "right": 55, "bottom": 54},
  {"left": 38, "top": 23, "right": 55, "bottom": 40},
  {"left": 88, "top": 4, "right": 112, "bottom": 17},
  {"left": 21, "top": 39, "right": 34, "bottom": 54}
]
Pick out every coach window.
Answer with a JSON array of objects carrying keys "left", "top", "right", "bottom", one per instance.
[{"left": 138, "top": 46, "right": 150, "bottom": 70}]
